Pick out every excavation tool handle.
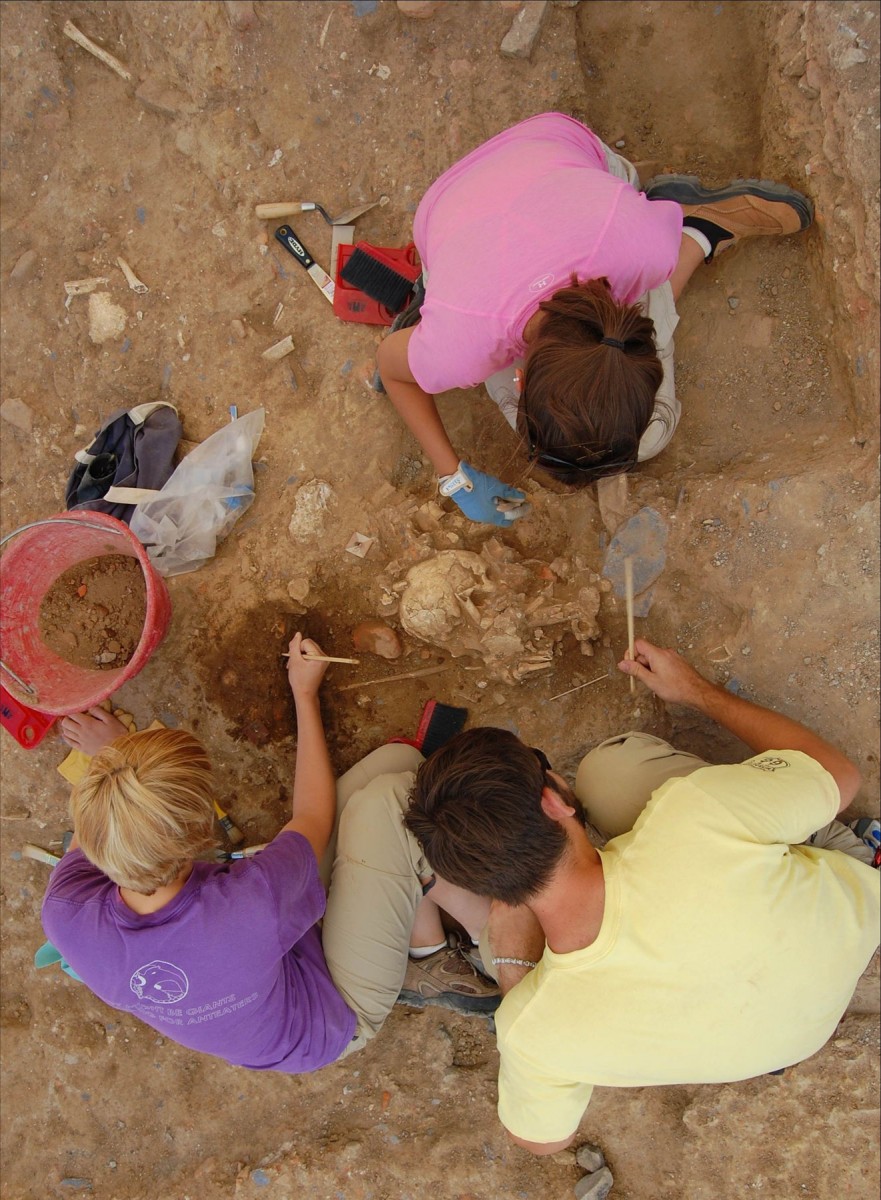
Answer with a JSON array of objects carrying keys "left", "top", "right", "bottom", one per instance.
[
  {"left": 255, "top": 202, "right": 308, "bottom": 219},
  {"left": 275, "top": 225, "right": 316, "bottom": 270}
]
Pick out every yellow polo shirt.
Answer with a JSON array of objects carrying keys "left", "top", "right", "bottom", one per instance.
[{"left": 496, "top": 751, "right": 881, "bottom": 1144}]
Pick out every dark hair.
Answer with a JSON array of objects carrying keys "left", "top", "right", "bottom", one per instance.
[
  {"left": 517, "top": 276, "right": 665, "bottom": 485},
  {"left": 405, "top": 727, "right": 581, "bottom": 905}
]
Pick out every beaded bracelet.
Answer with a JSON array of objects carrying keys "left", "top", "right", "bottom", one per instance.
[{"left": 491, "top": 956, "right": 537, "bottom": 970}]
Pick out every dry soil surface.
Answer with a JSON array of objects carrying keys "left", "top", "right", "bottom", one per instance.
[{"left": 1, "top": 3, "right": 879, "bottom": 1199}]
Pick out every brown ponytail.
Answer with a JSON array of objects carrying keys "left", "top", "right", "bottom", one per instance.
[{"left": 518, "top": 277, "right": 665, "bottom": 484}]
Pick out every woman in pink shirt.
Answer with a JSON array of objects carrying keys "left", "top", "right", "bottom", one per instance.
[{"left": 375, "top": 114, "right": 812, "bottom": 526}]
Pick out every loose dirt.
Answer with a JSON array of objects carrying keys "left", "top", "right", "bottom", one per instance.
[
  {"left": 38, "top": 553, "right": 146, "bottom": 671},
  {"left": 1, "top": 3, "right": 878, "bottom": 1200}
]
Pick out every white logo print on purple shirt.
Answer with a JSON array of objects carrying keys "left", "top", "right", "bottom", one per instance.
[{"left": 130, "top": 960, "right": 189, "bottom": 1004}]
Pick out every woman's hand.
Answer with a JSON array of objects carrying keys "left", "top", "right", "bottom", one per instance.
[
  {"left": 59, "top": 706, "right": 129, "bottom": 755},
  {"left": 286, "top": 633, "right": 328, "bottom": 702}
]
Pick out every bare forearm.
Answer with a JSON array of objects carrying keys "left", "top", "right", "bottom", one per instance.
[
  {"left": 288, "top": 694, "right": 335, "bottom": 851},
  {"left": 489, "top": 902, "right": 545, "bottom": 996},
  {"left": 384, "top": 377, "right": 459, "bottom": 475},
  {"left": 692, "top": 679, "right": 860, "bottom": 812},
  {"left": 622, "top": 641, "right": 862, "bottom": 813}
]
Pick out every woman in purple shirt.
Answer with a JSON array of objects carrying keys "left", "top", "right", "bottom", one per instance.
[{"left": 42, "top": 634, "right": 496, "bottom": 1073}]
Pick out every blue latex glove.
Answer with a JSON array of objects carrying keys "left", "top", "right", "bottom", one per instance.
[{"left": 449, "top": 461, "right": 529, "bottom": 526}]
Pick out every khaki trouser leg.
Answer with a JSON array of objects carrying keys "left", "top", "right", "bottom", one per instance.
[
  {"left": 576, "top": 731, "right": 875, "bottom": 866},
  {"left": 318, "top": 744, "right": 425, "bottom": 888},
  {"left": 575, "top": 731, "right": 708, "bottom": 837},
  {"left": 807, "top": 819, "right": 875, "bottom": 866},
  {"left": 322, "top": 746, "right": 430, "bottom": 1048}
]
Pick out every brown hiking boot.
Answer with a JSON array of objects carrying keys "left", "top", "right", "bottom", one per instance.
[
  {"left": 396, "top": 943, "right": 501, "bottom": 1016},
  {"left": 644, "top": 174, "right": 813, "bottom": 246}
]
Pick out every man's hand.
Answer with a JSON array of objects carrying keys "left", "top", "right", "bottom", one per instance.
[
  {"left": 488, "top": 900, "right": 545, "bottom": 994},
  {"left": 619, "top": 638, "right": 861, "bottom": 810},
  {"left": 447, "top": 462, "right": 529, "bottom": 526},
  {"left": 618, "top": 638, "right": 713, "bottom": 707},
  {"left": 286, "top": 633, "right": 328, "bottom": 703}
]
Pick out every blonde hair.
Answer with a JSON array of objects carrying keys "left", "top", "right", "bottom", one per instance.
[{"left": 71, "top": 728, "right": 217, "bottom": 894}]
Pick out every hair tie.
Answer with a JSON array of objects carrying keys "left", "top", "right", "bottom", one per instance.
[{"left": 601, "top": 336, "right": 627, "bottom": 350}]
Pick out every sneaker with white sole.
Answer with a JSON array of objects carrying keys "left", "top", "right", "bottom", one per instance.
[{"left": 396, "top": 942, "right": 501, "bottom": 1016}]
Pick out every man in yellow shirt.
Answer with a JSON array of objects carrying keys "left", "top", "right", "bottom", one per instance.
[{"left": 405, "top": 640, "right": 880, "bottom": 1154}]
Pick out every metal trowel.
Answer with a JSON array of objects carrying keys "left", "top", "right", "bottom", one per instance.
[{"left": 255, "top": 200, "right": 380, "bottom": 225}]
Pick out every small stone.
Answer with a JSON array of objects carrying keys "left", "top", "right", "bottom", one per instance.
[
  {"left": 727, "top": 297, "right": 739, "bottom": 310},
  {"left": 288, "top": 480, "right": 335, "bottom": 541},
  {"left": 500, "top": 0, "right": 549, "bottom": 59},
  {"left": 396, "top": 0, "right": 443, "bottom": 16},
  {"left": 244, "top": 719, "right": 270, "bottom": 746},
  {"left": 773, "top": 401, "right": 782, "bottom": 411},
  {"left": 574, "top": 1167, "right": 613, "bottom": 1200},
  {"left": 224, "top": 0, "right": 258, "bottom": 31},
  {"left": 9, "top": 249, "right": 38, "bottom": 282},
  {"left": 741, "top": 646, "right": 752, "bottom": 656},
  {"left": 134, "top": 80, "right": 197, "bottom": 118},
  {"left": 96, "top": 651, "right": 116, "bottom": 664},
  {"left": 230, "top": 318, "right": 247, "bottom": 339},
  {"left": 287, "top": 577, "right": 310, "bottom": 604},
  {"left": 0, "top": 397, "right": 35, "bottom": 434},
  {"left": 783, "top": 267, "right": 791, "bottom": 279},
  {"left": 352, "top": 620, "right": 403, "bottom": 660},
  {"left": 575, "top": 1143, "right": 606, "bottom": 1173},
  {"left": 88, "top": 292, "right": 127, "bottom": 344},
  {"left": 615, "top": 139, "right": 626, "bottom": 149}
]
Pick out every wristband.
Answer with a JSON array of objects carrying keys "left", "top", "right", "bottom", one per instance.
[
  {"left": 491, "top": 956, "right": 537, "bottom": 970},
  {"left": 438, "top": 462, "right": 473, "bottom": 498}
]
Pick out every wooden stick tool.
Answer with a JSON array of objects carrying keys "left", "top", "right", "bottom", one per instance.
[
  {"left": 63, "top": 20, "right": 133, "bottom": 82},
  {"left": 281, "top": 653, "right": 360, "bottom": 665},
  {"left": 624, "top": 557, "right": 636, "bottom": 694}
]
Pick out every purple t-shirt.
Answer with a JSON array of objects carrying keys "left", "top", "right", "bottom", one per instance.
[
  {"left": 408, "top": 112, "right": 683, "bottom": 394},
  {"left": 41, "top": 831, "right": 356, "bottom": 1073}
]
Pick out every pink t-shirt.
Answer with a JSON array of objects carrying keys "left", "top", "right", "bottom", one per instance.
[{"left": 408, "top": 113, "right": 683, "bottom": 394}]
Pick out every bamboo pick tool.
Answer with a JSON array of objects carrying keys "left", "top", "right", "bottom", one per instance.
[
  {"left": 338, "top": 664, "right": 450, "bottom": 692},
  {"left": 624, "top": 557, "right": 636, "bottom": 694},
  {"left": 548, "top": 673, "right": 610, "bottom": 702},
  {"left": 281, "top": 653, "right": 360, "bottom": 665}
]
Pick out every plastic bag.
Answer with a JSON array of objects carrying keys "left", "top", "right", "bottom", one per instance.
[{"left": 130, "top": 409, "right": 265, "bottom": 576}]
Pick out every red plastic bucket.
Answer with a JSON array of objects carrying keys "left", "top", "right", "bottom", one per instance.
[{"left": 0, "top": 512, "right": 172, "bottom": 716}]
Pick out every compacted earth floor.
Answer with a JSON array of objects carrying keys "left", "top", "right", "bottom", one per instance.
[{"left": 1, "top": 3, "right": 878, "bottom": 1199}]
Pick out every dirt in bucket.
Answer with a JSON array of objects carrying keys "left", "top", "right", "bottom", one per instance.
[{"left": 38, "top": 554, "right": 147, "bottom": 671}]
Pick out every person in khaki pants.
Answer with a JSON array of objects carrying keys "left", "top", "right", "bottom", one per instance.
[
  {"left": 404, "top": 639, "right": 880, "bottom": 1154},
  {"left": 43, "top": 633, "right": 496, "bottom": 1079}
]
